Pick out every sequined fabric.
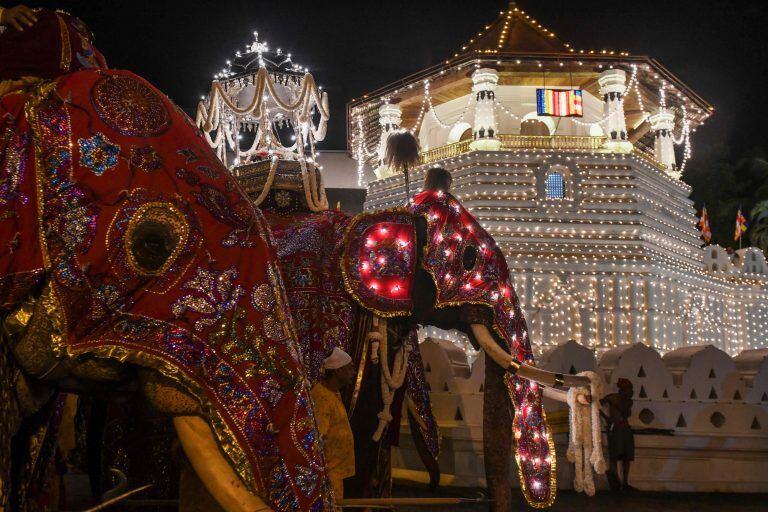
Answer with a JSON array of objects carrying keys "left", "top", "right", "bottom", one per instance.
[
  {"left": 341, "top": 210, "right": 416, "bottom": 317},
  {"left": 264, "top": 210, "right": 355, "bottom": 385},
  {"left": 77, "top": 132, "right": 120, "bottom": 176},
  {"left": 404, "top": 331, "right": 440, "bottom": 459},
  {"left": 1, "top": 70, "right": 332, "bottom": 511},
  {"left": 91, "top": 74, "right": 170, "bottom": 137},
  {"left": 409, "top": 190, "right": 556, "bottom": 507},
  {"left": 0, "top": 89, "right": 46, "bottom": 311}
]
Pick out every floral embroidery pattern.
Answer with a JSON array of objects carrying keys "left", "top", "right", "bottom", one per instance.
[
  {"left": 78, "top": 132, "right": 120, "bottom": 176},
  {"left": 0, "top": 127, "right": 29, "bottom": 205},
  {"left": 172, "top": 267, "right": 245, "bottom": 331},
  {"left": 91, "top": 75, "right": 170, "bottom": 137},
  {"left": 128, "top": 145, "right": 162, "bottom": 173}
]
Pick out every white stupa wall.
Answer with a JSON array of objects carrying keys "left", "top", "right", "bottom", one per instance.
[{"left": 393, "top": 339, "right": 768, "bottom": 492}]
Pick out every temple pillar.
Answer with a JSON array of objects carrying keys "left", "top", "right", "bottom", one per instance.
[
  {"left": 375, "top": 102, "right": 402, "bottom": 179},
  {"left": 598, "top": 69, "right": 632, "bottom": 153},
  {"left": 469, "top": 68, "right": 502, "bottom": 151},
  {"left": 649, "top": 107, "right": 678, "bottom": 177}
]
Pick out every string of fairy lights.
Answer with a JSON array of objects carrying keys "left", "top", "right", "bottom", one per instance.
[
  {"left": 361, "top": 149, "right": 768, "bottom": 357},
  {"left": 353, "top": 58, "right": 696, "bottom": 188},
  {"left": 348, "top": 4, "right": 762, "bottom": 359}
]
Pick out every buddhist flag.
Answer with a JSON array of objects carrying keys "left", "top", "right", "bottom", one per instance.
[
  {"left": 536, "top": 89, "right": 583, "bottom": 117},
  {"left": 734, "top": 207, "right": 748, "bottom": 241},
  {"left": 698, "top": 205, "right": 712, "bottom": 243}
]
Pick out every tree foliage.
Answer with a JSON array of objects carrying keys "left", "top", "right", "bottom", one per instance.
[{"left": 682, "top": 145, "right": 768, "bottom": 250}]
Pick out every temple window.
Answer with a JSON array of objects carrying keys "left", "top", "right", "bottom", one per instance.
[{"left": 546, "top": 172, "right": 565, "bottom": 199}]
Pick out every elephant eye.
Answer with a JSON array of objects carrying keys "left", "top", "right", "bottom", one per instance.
[
  {"left": 462, "top": 245, "right": 478, "bottom": 271},
  {"left": 125, "top": 203, "right": 189, "bottom": 275}
]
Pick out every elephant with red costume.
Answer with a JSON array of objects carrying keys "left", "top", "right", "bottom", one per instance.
[{"left": 0, "top": 7, "right": 334, "bottom": 511}]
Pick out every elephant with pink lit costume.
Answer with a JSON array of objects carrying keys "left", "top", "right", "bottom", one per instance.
[{"left": 249, "top": 159, "right": 593, "bottom": 511}]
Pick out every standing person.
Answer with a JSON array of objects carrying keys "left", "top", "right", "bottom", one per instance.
[
  {"left": 311, "top": 348, "right": 357, "bottom": 507},
  {"left": 600, "top": 378, "right": 636, "bottom": 491}
]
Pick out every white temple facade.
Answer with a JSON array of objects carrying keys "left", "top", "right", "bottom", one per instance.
[
  {"left": 348, "top": 4, "right": 768, "bottom": 356},
  {"left": 393, "top": 338, "right": 768, "bottom": 492}
]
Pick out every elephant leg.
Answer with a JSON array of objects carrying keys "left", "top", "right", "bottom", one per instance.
[
  {"left": 407, "top": 409, "right": 440, "bottom": 492},
  {"left": 483, "top": 359, "right": 512, "bottom": 512},
  {"left": 173, "top": 416, "right": 273, "bottom": 512}
]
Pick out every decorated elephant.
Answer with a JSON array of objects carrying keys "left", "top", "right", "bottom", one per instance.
[
  {"left": 242, "top": 156, "right": 592, "bottom": 509},
  {"left": 0, "top": 10, "right": 332, "bottom": 512}
]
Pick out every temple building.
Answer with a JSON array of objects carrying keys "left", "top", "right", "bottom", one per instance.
[{"left": 347, "top": 2, "right": 768, "bottom": 356}]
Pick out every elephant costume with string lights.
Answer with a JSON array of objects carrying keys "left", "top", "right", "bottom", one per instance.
[
  {"left": 0, "top": 9, "right": 334, "bottom": 512},
  {"left": 246, "top": 158, "right": 594, "bottom": 510}
]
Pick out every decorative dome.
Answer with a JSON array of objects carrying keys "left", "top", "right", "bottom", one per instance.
[
  {"left": 215, "top": 32, "right": 308, "bottom": 79},
  {"left": 197, "top": 31, "right": 329, "bottom": 169}
]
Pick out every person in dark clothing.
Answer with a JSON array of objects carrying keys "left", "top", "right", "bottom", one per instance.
[
  {"left": 423, "top": 167, "right": 453, "bottom": 192},
  {"left": 600, "top": 378, "right": 636, "bottom": 491}
]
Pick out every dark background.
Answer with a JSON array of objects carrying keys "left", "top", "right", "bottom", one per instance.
[{"left": 8, "top": 0, "right": 768, "bottom": 247}]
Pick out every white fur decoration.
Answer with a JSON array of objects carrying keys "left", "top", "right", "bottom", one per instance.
[{"left": 566, "top": 371, "right": 606, "bottom": 496}]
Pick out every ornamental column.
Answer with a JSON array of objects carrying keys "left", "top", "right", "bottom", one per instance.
[
  {"left": 375, "top": 103, "right": 402, "bottom": 179},
  {"left": 469, "top": 68, "right": 502, "bottom": 151},
  {"left": 598, "top": 69, "right": 632, "bottom": 153},
  {"left": 649, "top": 108, "right": 678, "bottom": 177}
]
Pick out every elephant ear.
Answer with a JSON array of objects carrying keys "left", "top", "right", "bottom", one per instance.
[{"left": 342, "top": 209, "right": 416, "bottom": 316}]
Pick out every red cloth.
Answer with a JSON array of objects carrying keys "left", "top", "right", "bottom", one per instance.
[
  {"left": 0, "top": 70, "right": 330, "bottom": 510},
  {"left": 0, "top": 9, "right": 107, "bottom": 80},
  {"left": 409, "top": 190, "right": 555, "bottom": 507},
  {"left": 264, "top": 210, "right": 355, "bottom": 386}
]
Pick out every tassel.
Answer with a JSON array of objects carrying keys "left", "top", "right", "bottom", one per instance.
[
  {"left": 567, "top": 371, "right": 606, "bottom": 496},
  {"left": 384, "top": 131, "right": 420, "bottom": 203}
]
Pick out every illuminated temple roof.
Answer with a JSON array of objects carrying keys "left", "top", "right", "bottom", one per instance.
[
  {"left": 347, "top": 2, "right": 713, "bottom": 161},
  {"left": 450, "top": 1, "right": 573, "bottom": 59}
]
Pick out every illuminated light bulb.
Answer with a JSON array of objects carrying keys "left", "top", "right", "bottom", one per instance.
[
  {"left": 464, "top": 283, "right": 472, "bottom": 290},
  {"left": 369, "top": 282, "right": 379, "bottom": 291},
  {"left": 391, "top": 284, "right": 402, "bottom": 293},
  {"left": 379, "top": 227, "right": 388, "bottom": 235},
  {"left": 532, "top": 480, "right": 542, "bottom": 490},
  {"left": 377, "top": 256, "right": 386, "bottom": 265},
  {"left": 361, "top": 262, "right": 370, "bottom": 272},
  {"left": 445, "top": 249, "right": 452, "bottom": 257},
  {"left": 445, "top": 273, "right": 451, "bottom": 281},
  {"left": 366, "top": 238, "right": 375, "bottom": 247}
]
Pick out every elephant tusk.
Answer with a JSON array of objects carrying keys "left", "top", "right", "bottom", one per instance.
[
  {"left": 173, "top": 416, "right": 274, "bottom": 512},
  {"left": 470, "top": 324, "right": 591, "bottom": 389}
]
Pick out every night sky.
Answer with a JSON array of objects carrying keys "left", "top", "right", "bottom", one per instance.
[{"left": 17, "top": 0, "right": 768, "bottom": 156}]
